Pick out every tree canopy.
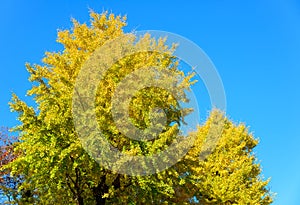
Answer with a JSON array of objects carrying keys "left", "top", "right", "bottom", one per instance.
[{"left": 2, "top": 11, "right": 273, "bottom": 204}]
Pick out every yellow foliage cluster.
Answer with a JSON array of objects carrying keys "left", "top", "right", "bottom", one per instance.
[{"left": 4, "top": 11, "right": 273, "bottom": 204}]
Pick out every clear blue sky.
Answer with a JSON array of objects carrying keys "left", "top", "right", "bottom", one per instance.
[{"left": 1, "top": 0, "right": 299, "bottom": 204}]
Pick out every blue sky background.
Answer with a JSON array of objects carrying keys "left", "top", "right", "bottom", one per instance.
[{"left": 1, "top": 0, "right": 299, "bottom": 204}]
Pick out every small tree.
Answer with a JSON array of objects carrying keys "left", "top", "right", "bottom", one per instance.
[
  {"left": 172, "top": 111, "right": 273, "bottom": 204},
  {"left": 0, "top": 127, "right": 21, "bottom": 203}
]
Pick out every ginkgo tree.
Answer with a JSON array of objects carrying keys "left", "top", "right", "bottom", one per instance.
[{"left": 4, "top": 11, "right": 273, "bottom": 204}]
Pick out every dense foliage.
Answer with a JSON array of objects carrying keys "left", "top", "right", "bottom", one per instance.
[{"left": 2, "top": 11, "right": 273, "bottom": 204}]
